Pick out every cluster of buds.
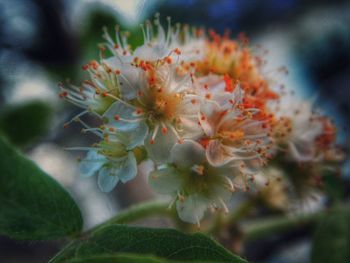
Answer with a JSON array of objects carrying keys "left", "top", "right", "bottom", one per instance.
[{"left": 60, "top": 16, "right": 343, "bottom": 224}]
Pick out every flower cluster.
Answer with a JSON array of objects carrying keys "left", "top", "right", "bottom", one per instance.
[{"left": 60, "top": 16, "right": 343, "bottom": 224}]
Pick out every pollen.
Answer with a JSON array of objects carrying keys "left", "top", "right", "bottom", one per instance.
[{"left": 161, "top": 127, "right": 168, "bottom": 134}]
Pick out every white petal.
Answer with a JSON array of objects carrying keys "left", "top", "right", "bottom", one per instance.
[
  {"left": 133, "top": 44, "right": 169, "bottom": 61},
  {"left": 199, "top": 102, "right": 219, "bottom": 137},
  {"left": 97, "top": 166, "right": 119, "bottom": 192},
  {"left": 148, "top": 167, "right": 181, "bottom": 195},
  {"left": 145, "top": 126, "right": 177, "bottom": 164},
  {"left": 111, "top": 122, "right": 149, "bottom": 149},
  {"left": 170, "top": 140, "right": 206, "bottom": 168},
  {"left": 289, "top": 141, "right": 315, "bottom": 162},
  {"left": 176, "top": 194, "right": 209, "bottom": 224},
  {"left": 103, "top": 101, "right": 139, "bottom": 131},
  {"left": 79, "top": 150, "right": 107, "bottom": 178},
  {"left": 206, "top": 140, "right": 232, "bottom": 167},
  {"left": 104, "top": 57, "right": 139, "bottom": 100},
  {"left": 116, "top": 152, "right": 138, "bottom": 183}
]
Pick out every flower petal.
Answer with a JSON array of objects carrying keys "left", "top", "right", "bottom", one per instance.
[
  {"left": 111, "top": 121, "right": 149, "bottom": 149},
  {"left": 103, "top": 57, "right": 139, "bottom": 100},
  {"left": 148, "top": 167, "right": 181, "bottom": 195},
  {"left": 145, "top": 126, "right": 177, "bottom": 164},
  {"left": 79, "top": 150, "right": 107, "bottom": 178},
  {"left": 206, "top": 140, "right": 233, "bottom": 167},
  {"left": 199, "top": 102, "right": 220, "bottom": 137},
  {"left": 176, "top": 194, "right": 209, "bottom": 224},
  {"left": 103, "top": 101, "right": 140, "bottom": 131},
  {"left": 116, "top": 151, "right": 138, "bottom": 183},
  {"left": 170, "top": 140, "right": 206, "bottom": 169},
  {"left": 133, "top": 44, "right": 169, "bottom": 61},
  {"left": 97, "top": 165, "right": 120, "bottom": 192}
]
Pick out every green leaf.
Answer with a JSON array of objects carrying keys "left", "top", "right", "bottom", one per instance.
[
  {"left": 322, "top": 171, "right": 345, "bottom": 202},
  {"left": 66, "top": 253, "right": 216, "bottom": 263},
  {"left": 0, "top": 135, "right": 83, "bottom": 240},
  {"left": 51, "top": 225, "right": 247, "bottom": 263},
  {"left": 0, "top": 101, "right": 52, "bottom": 146},
  {"left": 311, "top": 208, "right": 350, "bottom": 263},
  {"left": 67, "top": 254, "right": 165, "bottom": 263}
]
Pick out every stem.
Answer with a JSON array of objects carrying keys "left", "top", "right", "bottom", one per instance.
[
  {"left": 91, "top": 199, "right": 171, "bottom": 232},
  {"left": 243, "top": 210, "right": 324, "bottom": 241}
]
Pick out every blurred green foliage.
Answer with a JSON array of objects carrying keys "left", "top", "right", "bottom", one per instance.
[
  {"left": 0, "top": 101, "right": 52, "bottom": 147},
  {"left": 311, "top": 208, "right": 350, "bottom": 263}
]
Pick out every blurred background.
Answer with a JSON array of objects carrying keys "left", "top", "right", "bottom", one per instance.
[{"left": 0, "top": 0, "right": 349, "bottom": 262}]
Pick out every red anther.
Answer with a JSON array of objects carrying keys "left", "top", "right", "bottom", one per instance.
[
  {"left": 178, "top": 138, "right": 184, "bottom": 144},
  {"left": 223, "top": 46, "right": 232, "bottom": 54},
  {"left": 122, "top": 50, "right": 127, "bottom": 55},
  {"left": 150, "top": 139, "right": 155, "bottom": 145},
  {"left": 224, "top": 74, "right": 234, "bottom": 92},
  {"left": 82, "top": 64, "right": 89, "bottom": 70},
  {"left": 165, "top": 56, "right": 172, "bottom": 64},
  {"left": 102, "top": 92, "right": 108, "bottom": 97},
  {"left": 135, "top": 108, "right": 143, "bottom": 115},
  {"left": 63, "top": 123, "right": 69, "bottom": 128},
  {"left": 114, "top": 44, "right": 119, "bottom": 49},
  {"left": 137, "top": 91, "right": 143, "bottom": 97},
  {"left": 190, "top": 62, "right": 195, "bottom": 67},
  {"left": 201, "top": 114, "right": 206, "bottom": 121},
  {"left": 198, "top": 138, "right": 210, "bottom": 148},
  {"left": 59, "top": 91, "right": 68, "bottom": 98},
  {"left": 108, "top": 127, "right": 115, "bottom": 132},
  {"left": 90, "top": 60, "right": 99, "bottom": 70},
  {"left": 220, "top": 110, "right": 228, "bottom": 117},
  {"left": 205, "top": 93, "right": 212, "bottom": 99},
  {"left": 174, "top": 48, "right": 181, "bottom": 55},
  {"left": 115, "top": 69, "right": 121, "bottom": 75},
  {"left": 161, "top": 127, "right": 168, "bottom": 134},
  {"left": 149, "top": 77, "right": 156, "bottom": 85},
  {"left": 191, "top": 99, "right": 197, "bottom": 104},
  {"left": 114, "top": 115, "right": 120, "bottom": 121},
  {"left": 203, "top": 84, "right": 208, "bottom": 89}
]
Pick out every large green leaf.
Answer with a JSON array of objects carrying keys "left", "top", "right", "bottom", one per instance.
[
  {"left": 66, "top": 253, "right": 218, "bottom": 263},
  {"left": 311, "top": 208, "right": 350, "bottom": 263},
  {"left": 0, "top": 136, "right": 83, "bottom": 240},
  {"left": 0, "top": 101, "right": 52, "bottom": 146},
  {"left": 51, "top": 225, "right": 247, "bottom": 263}
]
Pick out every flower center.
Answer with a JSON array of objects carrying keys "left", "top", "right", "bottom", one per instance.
[{"left": 145, "top": 87, "right": 182, "bottom": 123}]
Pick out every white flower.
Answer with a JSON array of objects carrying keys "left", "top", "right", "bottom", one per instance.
[
  {"left": 102, "top": 61, "right": 201, "bottom": 164},
  {"left": 59, "top": 60, "right": 121, "bottom": 115},
  {"left": 197, "top": 86, "right": 271, "bottom": 172},
  {"left": 79, "top": 140, "right": 137, "bottom": 192},
  {"left": 149, "top": 140, "right": 235, "bottom": 224},
  {"left": 253, "top": 167, "right": 290, "bottom": 210},
  {"left": 271, "top": 96, "right": 325, "bottom": 162}
]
